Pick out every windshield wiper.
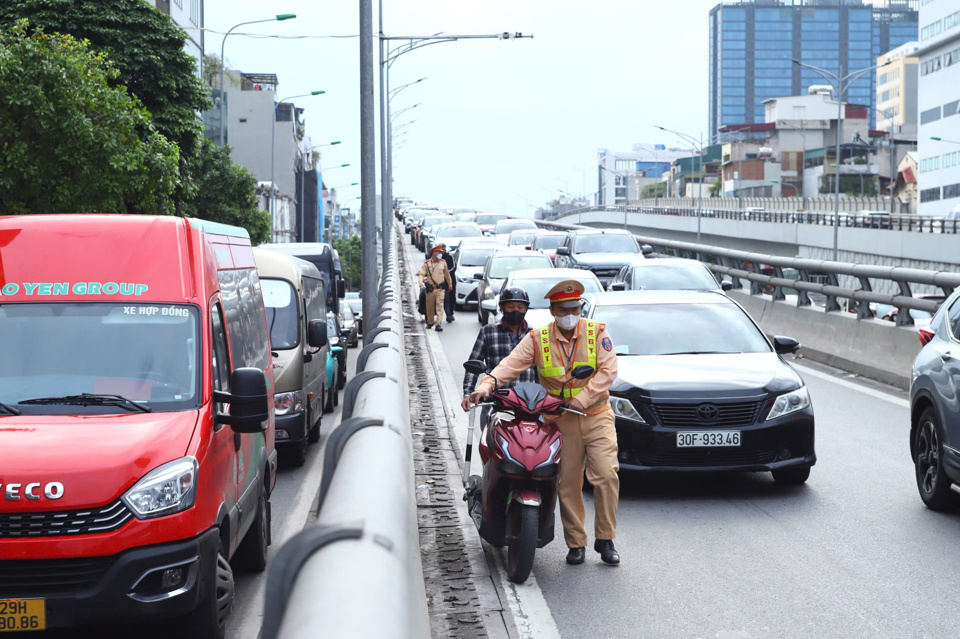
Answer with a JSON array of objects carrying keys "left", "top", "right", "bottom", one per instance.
[
  {"left": 0, "top": 401, "right": 21, "bottom": 415},
  {"left": 19, "top": 393, "right": 152, "bottom": 413}
]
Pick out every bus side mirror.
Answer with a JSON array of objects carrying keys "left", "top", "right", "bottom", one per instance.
[{"left": 215, "top": 368, "right": 269, "bottom": 433}]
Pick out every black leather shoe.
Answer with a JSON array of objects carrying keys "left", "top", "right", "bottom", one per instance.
[
  {"left": 435, "top": 325, "right": 444, "bottom": 332},
  {"left": 594, "top": 540, "right": 620, "bottom": 565},
  {"left": 448, "top": 316, "right": 455, "bottom": 322},
  {"left": 425, "top": 324, "right": 433, "bottom": 330},
  {"left": 566, "top": 547, "right": 586, "bottom": 565}
]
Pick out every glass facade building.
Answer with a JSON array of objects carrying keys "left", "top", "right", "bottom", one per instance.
[{"left": 709, "top": 0, "right": 919, "bottom": 140}]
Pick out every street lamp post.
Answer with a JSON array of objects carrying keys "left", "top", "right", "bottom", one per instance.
[
  {"left": 218, "top": 14, "right": 296, "bottom": 146},
  {"left": 791, "top": 58, "right": 889, "bottom": 262},
  {"left": 270, "top": 90, "right": 324, "bottom": 241},
  {"left": 657, "top": 126, "right": 705, "bottom": 244},
  {"left": 379, "top": 30, "right": 532, "bottom": 265},
  {"left": 770, "top": 180, "right": 798, "bottom": 196}
]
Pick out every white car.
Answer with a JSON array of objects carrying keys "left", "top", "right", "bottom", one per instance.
[
  {"left": 451, "top": 238, "right": 507, "bottom": 309},
  {"left": 489, "top": 268, "right": 603, "bottom": 329}
]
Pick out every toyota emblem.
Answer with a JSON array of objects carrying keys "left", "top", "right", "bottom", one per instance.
[{"left": 696, "top": 404, "right": 720, "bottom": 422}]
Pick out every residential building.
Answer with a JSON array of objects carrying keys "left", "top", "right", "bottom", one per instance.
[
  {"left": 876, "top": 41, "right": 920, "bottom": 135},
  {"left": 145, "top": 0, "right": 204, "bottom": 79},
  {"left": 670, "top": 145, "right": 723, "bottom": 199},
  {"left": 597, "top": 144, "right": 685, "bottom": 205},
  {"left": 917, "top": 0, "right": 960, "bottom": 216},
  {"left": 708, "top": 0, "right": 919, "bottom": 139}
]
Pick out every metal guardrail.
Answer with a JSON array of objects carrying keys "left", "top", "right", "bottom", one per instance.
[
  {"left": 535, "top": 218, "right": 960, "bottom": 327},
  {"left": 263, "top": 229, "right": 429, "bottom": 639},
  {"left": 547, "top": 205, "right": 960, "bottom": 234}
]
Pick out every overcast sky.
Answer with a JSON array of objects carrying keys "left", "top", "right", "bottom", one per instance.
[{"left": 205, "top": 0, "right": 727, "bottom": 217}]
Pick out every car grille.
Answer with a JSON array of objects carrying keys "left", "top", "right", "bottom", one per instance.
[
  {"left": 0, "top": 556, "right": 115, "bottom": 596},
  {"left": 590, "top": 268, "right": 621, "bottom": 279},
  {"left": 0, "top": 500, "right": 133, "bottom": 538},
  {"left": 636, "top": 449, "right": 777, "bottom": 467},
  {"left": 651, "top": 401, "right": 764, "bottom": 428}
]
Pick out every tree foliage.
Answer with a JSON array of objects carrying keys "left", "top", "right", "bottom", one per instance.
[
  {"left": 0, "top": 0, "right": 267, "bottom": 240},
  {"left": 333, "top": 235, "right": 362, "bottom": 292},
  {"left": 0, "top": 21, "right": 178, "bottom": 214}
]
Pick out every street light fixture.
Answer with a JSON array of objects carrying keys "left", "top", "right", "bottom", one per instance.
[
  {"left": 931, "top": 137, "right": 960, "bottom": 145},
  {"left": 791, "top": 57, "right": 889, "bottom": 262},
  {"left": 389, "top": 77, "right": 427, "bottom": 100},
  {"left": 218, "top": 14, "right": 296, "bottom": 146},
  {"left": 656, "top": 125, "right": 705, "bottom": 244},
  {"left": 391, "top": 103, "right": 420, "bottom": 123},
  {"left": 270, "top": 90, "right": 324, "bottom": 234}
]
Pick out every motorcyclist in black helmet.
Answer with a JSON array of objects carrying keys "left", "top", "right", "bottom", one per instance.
[{"left": 461, "top": 287, "right": 537, "bottom": 422}]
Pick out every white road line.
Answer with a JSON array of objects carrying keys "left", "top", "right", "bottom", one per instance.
[{"left": 793, "top": 363, "right": 910, "bottom": 408}]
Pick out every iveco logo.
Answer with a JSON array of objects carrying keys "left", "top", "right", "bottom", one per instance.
[
  {"left": 1, "top": 482, "right": 64, "bottom": 501},
  {"left": 696, "top": 404, "right": 720, "bottom": 422}
]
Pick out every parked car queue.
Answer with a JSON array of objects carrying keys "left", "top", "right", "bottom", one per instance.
[{"left": 0, "top": 216, "right": 357, "bottom": 638}]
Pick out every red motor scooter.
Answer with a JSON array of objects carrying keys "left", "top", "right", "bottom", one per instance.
[{"left": 462, "top": 360, "right": 594, "bottom": 583}]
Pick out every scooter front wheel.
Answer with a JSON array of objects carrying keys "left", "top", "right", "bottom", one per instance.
[{"left": 505, "top": 504, "right": 538, "bottom": 583}]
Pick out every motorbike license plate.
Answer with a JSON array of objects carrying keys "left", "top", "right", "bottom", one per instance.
[
  {"left": 677, "top": 431, "right": 741, "bottom": 447},
  {"left": 0, "top": 599, "right": 45, "bottom": 632}
]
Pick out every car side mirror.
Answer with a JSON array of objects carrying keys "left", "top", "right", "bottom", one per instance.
[
  {"left": 473, "top": 272, "right": 484, "bottom": 280},
  {"left": 773, "top": 335, "right": 800, "bottom": 354},
  {"left": 463, "top": 360, "right": 487, "bottom": 375},
  {"left": 609, "top": 281, "right": 627, "bottom": 291},
  {"left": 640, "top": 244, "right": 655, "bottom": 256},
  {"left": 571, "top": 365, "right": 594, "bottom": 379},
  {"left": 556, "top": 246, "right": 571, "bottom": 256},
  {"left": 307, "top": 319, "right": 328, "bottom": 348},
  {"left": 721, "top": 281, "right": 734, "bottom": 291},
  {"left": 215, "top": 368, "right": 269, "bottom": 433},
  {"left": 337, "top": 278, "right": 345, "bottom": 298}
]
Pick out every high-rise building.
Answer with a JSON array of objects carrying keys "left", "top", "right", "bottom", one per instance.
[
  {"left": 708, "top": 0, "right": 918, "bottom": 140},
  {"left": 917, "top": 0, "right": 960, "bottom": 216},
  {"left": 876, "top": 41, "right": 919, "bottom": 135}
]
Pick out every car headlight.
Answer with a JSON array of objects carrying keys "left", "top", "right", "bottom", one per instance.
[
  {"left": 457, "top": 275, "right": 474, "bottom": 283},
  {"left": 275, "top": 390, "right": 305, "bottom": 416},
  {"left": 122, "top": 457, "right": 198, "bottom": 519},
  {"left": 610, "top": 397, "right": 645, "bottom": 423},
  {"left": 765, "top": 386, "right": 810, "bottom": 421},
  {"left": 482, "top": 288, "right": 495, "bottom": 300}
]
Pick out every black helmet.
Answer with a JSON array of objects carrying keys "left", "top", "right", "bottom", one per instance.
[{"left": 499, "top": 286, "right": 530, "bottom": 306}]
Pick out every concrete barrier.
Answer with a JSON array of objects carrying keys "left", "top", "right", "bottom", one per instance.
[{"left": 730, "top": 290, "right": 921, "bottom": 389}]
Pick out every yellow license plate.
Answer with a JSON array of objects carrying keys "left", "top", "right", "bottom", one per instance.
[{"left": 0, "top": 599, "right": 45, "bottom": 632}]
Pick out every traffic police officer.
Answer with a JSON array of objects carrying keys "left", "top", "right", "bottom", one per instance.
[
  {"left": 417, "top": 243, "right": 453, "bottom": 331},
  {"left": 468, "top": 279, "right": 621, "bottom": 565}
]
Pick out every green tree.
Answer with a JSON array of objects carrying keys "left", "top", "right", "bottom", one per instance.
[
  {"left": 334, "top": 236, "right": 362, "bottom": 292},
  {"left": 0, "top": 21, "right": 178, "bottom": 214},
  {"left": 0, "top": 0, "right": 267, "bottom": 240},
  {"left": 180, "top": 138, "right": 272, "bottom": 245}
]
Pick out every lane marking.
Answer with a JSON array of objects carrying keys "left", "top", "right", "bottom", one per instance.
[{"left": 793, "top": 363, "right": 909, "bottom": 408}]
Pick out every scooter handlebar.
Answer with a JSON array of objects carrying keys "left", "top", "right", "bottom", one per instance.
[{"left": 560, "top": 406, "right": 586, "bottom": 416}]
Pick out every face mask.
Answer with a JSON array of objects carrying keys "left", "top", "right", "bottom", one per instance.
[
  {"left": 555, "top": 314, "right": 579, "bottom": 330},
  {"left": 503, "top": 310, "right": 526, "bottom": 326}
]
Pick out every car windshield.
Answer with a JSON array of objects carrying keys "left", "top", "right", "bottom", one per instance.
[
  {"left": 496, "top": 220, "right": 537, "bottom": 234},
  {"left": 459, "top": 247, "right": 498, "bottom": 268},
  {"left": 509, "top": 231, "right": 537, "bottom": 245},
  {"left": 422, "top": 216, "right": 450, "bottom": 229},
  {"left": 632, "top": 264, "right": 719, "bottom": 290},
  {"left": 592, "top": 303, "right": 770, "bottom": 355},
  {"left": 342, "top": 306, "right": 355, "bottom": 322},
  {"left": 346, "top": 299, "right": 362, "bottom": 314},
  {"left": 327, "top": 317, "right": 338, "bottom": 337},
  {"left": 489, "top": 255, "right": 552, "bottom": 279},
  {"left": 261, "top": 278, "right": 300, "bottom": 349},
  {"left": 509, "top": 277, "right": 603, "bottom": 309},
  {"left": 574, "top": 234, "right": 638, "bottom": 254},
  {"left": 0, "top": 303, "right": 200, "bottom": 410},
  {"left": 475, "top": 214, "right": 507, "bottom": 225},
  {"left": 438, "top": 226, "right": 482, "bottom": 239},
  {"left": 534, "top": 235, "right": 565, "bottom": 250}
]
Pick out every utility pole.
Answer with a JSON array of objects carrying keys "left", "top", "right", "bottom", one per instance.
[{"left": 360, "top": 0, "right": 377, "bottom": 327}]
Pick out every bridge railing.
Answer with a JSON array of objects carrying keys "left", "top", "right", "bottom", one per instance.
[
  {"left": 263, "top": 228, "right": 429, "bottom": 639},
  {"left": 535, "top": 218, "right": 960, "bottom": 327},
  {"left": 545, "top": 205, "right": 959, "bottom": 234}
]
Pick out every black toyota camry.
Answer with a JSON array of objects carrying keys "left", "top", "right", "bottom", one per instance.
[{"left": 582, "top": 290, "right": 815, "bottom": 485}]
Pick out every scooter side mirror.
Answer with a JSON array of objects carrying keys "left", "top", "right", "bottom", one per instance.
[
  {"left": 571, "top": 365, "right": 595, "bottom": 380},
  {"left": 463, "top": 360, "right": 487, "bottom": 375}
]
